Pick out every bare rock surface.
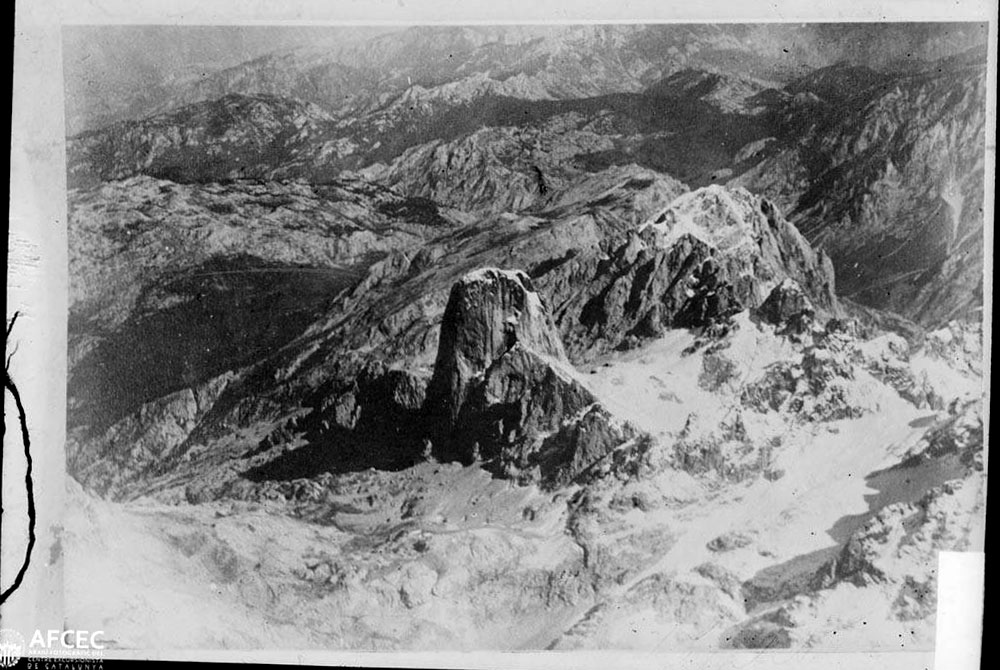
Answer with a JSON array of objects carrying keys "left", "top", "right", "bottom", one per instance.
[{"left": 424, "top": 268, "right": 637, "bottom": 487}]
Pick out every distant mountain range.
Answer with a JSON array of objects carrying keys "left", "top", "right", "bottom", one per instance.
[
  {"left": 64, "top": 23, "right": 988, "bottom": 135},
  {"left": 66, "top": 25, "right": 988, "bottom": 325}
]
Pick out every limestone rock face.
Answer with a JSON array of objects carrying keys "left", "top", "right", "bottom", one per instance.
[
  {"left": 424, "top": 268, "right": 635, "bottom": 486},
  {"left": 541, "top": 186, "right": 840, "bottom": 360},
  {"left": 734, "top": 56, "right": 987, "bottom": 325},
  {"left": 425, "top": 268, "right": 568, "bottom": 427}
]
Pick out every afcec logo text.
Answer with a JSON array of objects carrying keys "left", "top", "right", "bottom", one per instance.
[{"left": 0, "top": 629, "right": 105, "bottom": 668}]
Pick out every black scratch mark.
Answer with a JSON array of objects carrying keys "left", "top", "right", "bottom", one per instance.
[{"left": 1, "top": 311, "right": 36, "bottom": 604}]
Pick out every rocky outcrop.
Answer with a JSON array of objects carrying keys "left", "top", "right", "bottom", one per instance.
[
  {"left": 67, "top": 372, "right": 235, "bottom": 498},
  {"left": 539, "top": 186, "right": 840, "bottom": 360},
  {"left": 423, "top": 268, "right": 636, "bottom": 486},
  {"left": 323, "top": 364, "right": 428, "bottom": 434},
  {"left": 424, "top": 268, "right": 568, "bottom": 425},
  {"left": 757, "top": 278, "right": 815, "bottom": 334},
  {"left": 741, "top": 343, "right": 880, "bottom": 422},
  {"left": 921, "top": 320, "right": 983, "bottom": 377},
  {"left": 670, "top": 411, "right": 781, "bottom": 482}
]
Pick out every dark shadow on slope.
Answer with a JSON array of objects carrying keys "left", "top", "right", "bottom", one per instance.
[
  {"left": 742, "top": 451, "right": 969, "bottom": 609},
  {"left": 376, "top": 196, "right": 452, "bottom": 227},
  {"left": 826, "top": 451, "right": 967, "bottom": 544},
  {"left": 68, "top": 255, "right": 363, "bottom": 436},
  {"left": 241, "top": 367, "right": 429, "bottom": 482},
  {"left": 240, "top": 428, "right": 421, "bottom": 482}
]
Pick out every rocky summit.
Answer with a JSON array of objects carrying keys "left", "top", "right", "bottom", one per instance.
[
  {"left": 424, "top": 268, "right": 635, "bottom": 485},
  {"left": 59, "top": 24, "right": 988, "bottom": 654}
]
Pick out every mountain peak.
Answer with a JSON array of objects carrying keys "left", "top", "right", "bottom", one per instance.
[{"left": 428, "top": 267, "right": 568, "bottom": 420}]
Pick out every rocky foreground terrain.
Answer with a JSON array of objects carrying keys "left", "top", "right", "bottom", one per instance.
[{"left": 61, "top": 24, "right": 987, "bottom": 652}]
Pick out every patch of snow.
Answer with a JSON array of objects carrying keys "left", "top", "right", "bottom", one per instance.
[{"left": 640, "top": 185, "right": 763, "bottom": 253}]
